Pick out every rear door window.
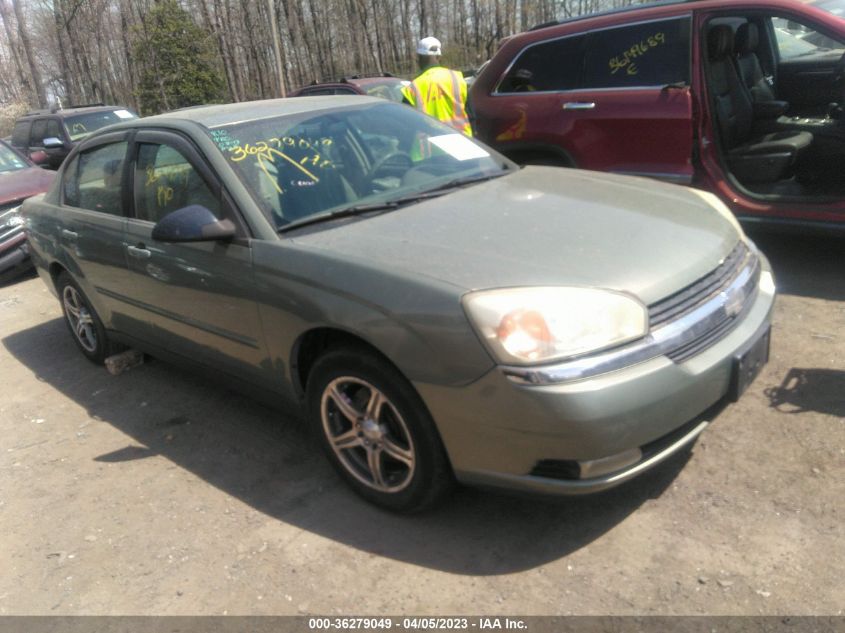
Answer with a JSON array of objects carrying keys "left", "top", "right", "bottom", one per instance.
[
  {"left": 11, "top": 121, "right": 31, "bottom": 149},
  {"left": 497, "top": 34, "right": 586, "bottom": 92},
  {"left": 582, "top": 17, "right": 691, "bottom": 88}
]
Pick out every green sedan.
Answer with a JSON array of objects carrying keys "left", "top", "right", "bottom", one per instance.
[{"left": 22, "top": 97, "right": 775, "bottom": 511}]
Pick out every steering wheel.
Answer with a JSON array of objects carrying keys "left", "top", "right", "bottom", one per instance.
[{"left": 364, "top": 151, "right": 413, "bottom": 190}]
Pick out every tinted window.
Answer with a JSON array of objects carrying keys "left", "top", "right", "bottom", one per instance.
[
  {"left": 583, "top": 18, "right": 691, "bottom": 88},
  {"left": 498, "top": 35, "right": 586, "bottom": 93},
  {"left": 46, "top": 119, "right": 62, "bottom": 140},
  {"left": 134, "top": 143, "right": 220, "bottom": 223},
  {"left": 303, "top": 88, "right": 338, "bottom": 96},
  {"left": 63, "top": 142, "right": 127, "bottom": 214},
  {"left": 64, "top": 109, "right": 137, "bottom": 142},
  {"left": 11, "top": 121, "right": 30, "bottom": 148},
  {"left": 30, "top": 119, "right": 48, "bottom": 146}
]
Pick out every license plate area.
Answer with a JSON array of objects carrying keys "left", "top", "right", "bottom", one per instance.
[{"left": 729, "top": 324, "right": 771, "bottom": 401}]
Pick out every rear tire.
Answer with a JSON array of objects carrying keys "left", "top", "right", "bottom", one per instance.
[
  {"left": 306, "top": 347, "right": 454, "bottom": 512},
  {"left": 56, "top": 271, "right": 121, "bottom": 364}
]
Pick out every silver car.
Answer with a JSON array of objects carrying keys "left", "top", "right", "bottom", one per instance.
[{"left": 22, "top": 97, "right": 775, "bottom": 511}]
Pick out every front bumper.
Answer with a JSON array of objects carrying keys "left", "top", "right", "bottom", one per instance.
[{"left": 416, "top": 255, "right": 776, "bottom": 495}]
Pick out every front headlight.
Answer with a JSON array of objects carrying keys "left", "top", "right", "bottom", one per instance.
[{"left": 462, "top": 287, "right": 648, "bottom": 365}]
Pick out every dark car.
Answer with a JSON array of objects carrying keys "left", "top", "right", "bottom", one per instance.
[
  {"left": 22, "top": 97, "right": 774, "bottom": 511},
  {"left": 470, "top": 0, "right": 845, "bottom": 232},
  {"left": 0, "top": 140, "right": 54, "bottom": 279},
  {"left": 11, "top": 103, "right": 138, "bottom": 170},
  {"left": 289, "top": 73, "right": 409, "bottom": 102}
]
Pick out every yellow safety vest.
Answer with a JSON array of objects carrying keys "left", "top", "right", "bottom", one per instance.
[{"left": 402, "top": 66, "right": 473, "bottom": 137}]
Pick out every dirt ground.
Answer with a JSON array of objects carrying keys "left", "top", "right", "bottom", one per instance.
[{"left": 0, "top": 229, "right": 842, "bottom": 616}]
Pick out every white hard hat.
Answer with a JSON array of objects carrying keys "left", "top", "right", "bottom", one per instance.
[{"left": 417, "top": 36, "right": 442, "bottom": 56}]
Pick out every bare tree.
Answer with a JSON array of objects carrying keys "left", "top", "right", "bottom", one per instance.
[{"left": 0, "top": 0, "right": 654, "bottom": 112}]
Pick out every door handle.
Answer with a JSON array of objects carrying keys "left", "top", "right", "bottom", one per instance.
[
  {"left": 563, "top": 102, "right": 596, "bottom": 110},
  {"left": 127, "top": 245, "right": 152, "bottom": 260},
  {"left": 62, "top": 229, "right": 78, "bottom": 241}
]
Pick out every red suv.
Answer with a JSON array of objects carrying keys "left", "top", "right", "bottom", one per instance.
[{"left": 470, "top": 0, "right": 845, "bottom": 231}]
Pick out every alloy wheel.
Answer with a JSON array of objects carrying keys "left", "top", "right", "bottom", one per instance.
[
  {"left": 320, "top": 376, "right": 416, "bottom": 493},
  {"left": 62, "top": 285, "right": 98, "bottom": 353}
]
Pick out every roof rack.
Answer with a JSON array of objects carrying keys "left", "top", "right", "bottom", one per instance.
[
  {"left": 67, "top": 101, "right": 106, "bottom": 109},
  {"left": 22, "top": 101, "right": 109, "bottom": 117},
  {"left": 529, "top": 0, "right": 701, "bottom": 31}
]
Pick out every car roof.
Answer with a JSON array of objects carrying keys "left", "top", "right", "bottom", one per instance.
[
  {"left": 19, "top": 105, "right": 128, "bottom": 120},
  {"left": 527, "top": 0, "right": 836, "bottom": 33},
  {"left": 303, "top": 74, "right": 402, "bottom": 87},
  {"left": 133, "top": 96, "right": 385, "bottom": 129}
]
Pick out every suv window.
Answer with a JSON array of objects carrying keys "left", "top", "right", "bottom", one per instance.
[
  {"left": 30, "top": 119, "right": 48, "bottom": 147},
  {"left": 583, "top": 17, "right": 691, "bottom": 88},
  {"left": 134, "top": 143, "right": 220, "bottom": 223},
  {"left": 772, "top": 16, "right": 845, "bottom": 58},
  {"left": 65, "top": 110, "right": 135, "bottom": 142},
  {"left": 63, "top": 141, "right": 128, "bottom": 214},
  {"left": 498, "top": 35, "right": 586, "bottom": 93},
  {"left": 11, "top": 121, "right": 30, "bottom": 148},
  {"left": 45, "top": 119, "right": 62, "bottom": 140}
]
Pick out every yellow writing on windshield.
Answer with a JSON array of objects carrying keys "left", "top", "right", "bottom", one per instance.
[
  {"left": 228, "top": 137, "right": 334, "bottom": 194},
  {"left": 609, "top": 32, "right": 666, "bottom": 76}
]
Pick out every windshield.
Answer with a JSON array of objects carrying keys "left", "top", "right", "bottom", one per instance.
[
  {"left": 0, "top": 142, "right": 28, "bottom": 173},
  {"left": 64, "top": 109, "right": 137, "bottom": 141},
  {"left": 812, "top": 0, "right": 845, "bottom": 18},
  {"left": 209, "top": 102, "right": 512, "bottom": 230}
]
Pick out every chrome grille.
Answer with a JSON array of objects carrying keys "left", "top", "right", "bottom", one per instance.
[
  {"left": 0, "top": 199, "right": 24, "bottom": 214},
  {"left": 650, "top": 241, "right": 760, "bottom": 363},
  {"left": 0, "top": 200, "right": 26, "bottom": 243},
  {"left": 649, "top": 241, "right": 749, "bottom": 328}
]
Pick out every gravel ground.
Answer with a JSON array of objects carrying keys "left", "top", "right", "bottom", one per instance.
[{"left": 0, "top": 229, "right": 842, "bottom": 616}]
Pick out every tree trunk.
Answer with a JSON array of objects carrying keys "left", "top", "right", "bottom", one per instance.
[
  {"left": 0, "top": 1, "right": 32, "bottom": 104},
  {"left": 11, "top": 0, "right": 46, "bottom": 107}
]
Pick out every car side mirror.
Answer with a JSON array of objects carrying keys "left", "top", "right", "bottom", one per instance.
[
  {"left": 43, "top": 137, "right": 64, "bottom": 149},
  {"left": 151, "top": 205, "right": 236, "bottom": 243}
]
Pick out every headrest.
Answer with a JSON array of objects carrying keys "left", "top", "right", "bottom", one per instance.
[
  {"left": 735, "top": 23, "right": 759, "bottom": 54},
  {"left": 708, "top": 24, "right": 735, "bottom": 61}
]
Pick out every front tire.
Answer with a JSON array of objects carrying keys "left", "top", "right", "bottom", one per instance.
[
  {"left": 57, "top": 271, "right": 119, "bottom": 364},
  {"left": 306, "top": 347, "right": 454, "bottom": 512}
]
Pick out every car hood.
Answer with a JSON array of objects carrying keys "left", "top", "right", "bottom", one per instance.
[
  {"left": 0, "top": 166, "right": 54, "bottom": 205},
  {"left": 290, "top": 167, "right": 741, "bottom": 305}
]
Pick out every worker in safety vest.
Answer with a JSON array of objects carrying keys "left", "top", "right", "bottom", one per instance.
[{"left": 402, "top": 36, "right": 473, "bottom": 137}]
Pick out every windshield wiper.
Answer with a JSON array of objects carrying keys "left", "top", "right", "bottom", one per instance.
[
  {"left": 277, "top": 171, "right": 510, "bottom": 233},
  {"left": 277, "top": 201, "right": 399, "bottom": 233}
]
